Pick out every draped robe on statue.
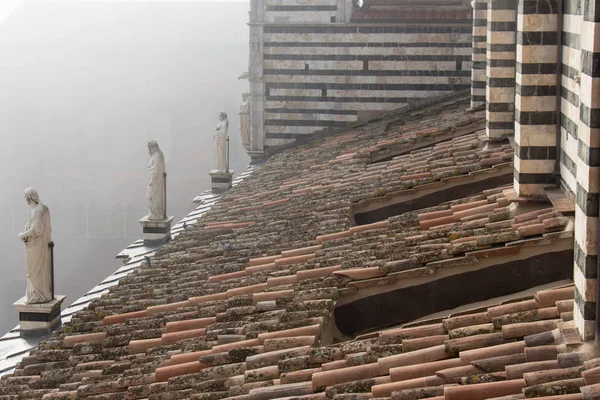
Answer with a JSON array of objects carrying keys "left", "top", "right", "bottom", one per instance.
[
  {"left": 23, "top": 203, "right": 53, "bottom": 304},
  {"left": 147, "top": 151, "right": 166, "bottom": 220}
]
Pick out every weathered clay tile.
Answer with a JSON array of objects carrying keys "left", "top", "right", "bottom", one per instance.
[
  {"left": 312, "top": 364, "right": 379, "bottom": 391},
  {"left": 525, "top": 344, "right": 567, "bottom": 363},
  {"left": 502, "top": 320, "right": 562, "bottom": 340},
  {"left": 444, "top": 332, "right": 508, "bottom": 354},
  {"left": 460, "top": 341, "right": 525, "bottom": 365},
  {"left": 378, "top": 345, "right": 449, "bottom": 374},
  {"left": 444, "top": 379, "right": 526, "bottom": 400},
  {"left": 401, "top": 336, "right": 449, "bottom": 352}
]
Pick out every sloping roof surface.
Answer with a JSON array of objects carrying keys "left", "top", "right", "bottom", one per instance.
[{"left": 0, "top": 96, "right": 588, "bottom": 400}]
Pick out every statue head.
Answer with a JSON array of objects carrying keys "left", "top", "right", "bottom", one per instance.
[
  {"left": 219, "top": 112, "right": 228, "bottom": 121},
  {"left": 242, "top": 92, "right": 250, "bottom": 101},
  {"left": 148, "top": 140, "right": 160, "bottom": 155},
  {"left": 24, "top": 187, "right": 40, "bottom": 206}
]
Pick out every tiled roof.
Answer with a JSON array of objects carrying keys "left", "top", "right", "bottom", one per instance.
[
  {"left": 0, "top": 169, "right": 257, "bottom": 377},
  {"left": 0, "top": 96, "right": 583, "bottom": 400}
]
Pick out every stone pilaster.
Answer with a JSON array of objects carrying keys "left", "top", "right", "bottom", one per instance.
[
  {"left": 513, "top": 0, "right": 559, "bottom": 197},
  {"left": 486, "top": 0, "right": 517, "bottom": 139},
  {"left": 249, "top": 0, "right": 265, "bottom": 157},
  {"left": 574, "top": 0, "right": 600, "bottom": 341},
  {"left": 472, "top": 0, "right": 488, "bottom": 108}
]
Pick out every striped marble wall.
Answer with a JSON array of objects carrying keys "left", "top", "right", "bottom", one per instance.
[
  {"left": 513, "top": 0, "right": 559, "bottom": 197},
  {"left": 262, "top": 23, "right": 473, "bottom": 148},
  {"left": 559, "top": 0, "right": 582, "bottom": 200},
  {"left": 264, "top": 0, "right": 339, "bottom": 24},
  {"left": 486, "top": 0, "right": 518, "bottom": 140},
  {"left": 573, "top": 0, "right": 600, "bottom": 340},
  {"left": 472, "top": 0, "right": 488, "bottom": 108}
]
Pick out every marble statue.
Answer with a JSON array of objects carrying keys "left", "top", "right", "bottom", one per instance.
[
  {"left": 147, "top": 140, "right": 166, "bottom": 220},
  {"left": 19, "top": 188, "right": 53, "bottom": 304},
  {"left": 214, "top": 112, "right": 229, "bottom": 171},
  {"left": 239, "top": 93, "right": 250, "bottom": 150}
]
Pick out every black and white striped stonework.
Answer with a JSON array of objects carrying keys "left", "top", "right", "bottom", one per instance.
[
  {"left": 472, "top": 0, "right": 488, "bottom": 107},
  {"left": 261, "top": 23, "right": 473, "bottom": 148},
  {"left": 559, "top": 0, "right": 581, "bottom": 201},
  {"left": 513, "top": 0, "right": 559, "bottom": 197},
  {"left": 573, "top": 0, "right": 600, "bottom": 341},
  {"left": 486, "top": 0, "right": 517, "bottom": 139}
]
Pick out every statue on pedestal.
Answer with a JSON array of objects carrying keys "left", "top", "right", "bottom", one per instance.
[
  {"left": 19, "top": 188, "right": 53, "bottom": 304},
  {"left": 214, "top": 112, "right": 229, "bottom": 171},
  {"left": 147, "top": 140, "right": 166, "bottom": 220},
  {"left": 239, "top": 93, "right": 250, "bottom": 150}
]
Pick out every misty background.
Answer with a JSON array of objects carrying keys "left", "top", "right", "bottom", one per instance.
[{"left": 0, "top": 0, "right": 250, "bottom": 333}]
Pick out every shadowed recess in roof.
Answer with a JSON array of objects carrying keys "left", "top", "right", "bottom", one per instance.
[
  {"left": 334, "top": 249, "right": 574, "bottom": 336},
  {"left": 353, "top": 174, "right": 513, "bottom": 225}
]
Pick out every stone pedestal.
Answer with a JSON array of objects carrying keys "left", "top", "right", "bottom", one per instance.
[
  {"left": 14, "top": 295, "right": 65, "bottom": 336},
  {"left": 139, "top": 215, "right": 174, "bottom": 243},
  {"left": 209, "top": 170, "right": 234, "bottom": 192},
  {"left": 247, "top": 151, "right": 265, "bottom": 162}
]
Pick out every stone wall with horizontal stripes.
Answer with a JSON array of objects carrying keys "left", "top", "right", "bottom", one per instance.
[
  {"left": 248, "top": 0, "right": 473, "bottom": 150},
  {"left": 486, "top": 0, "right": 517, "bottom": 140},
  {"left": 513, "top": 0, "right": 559, "bottom": 197},
  {"left": 571, "top": 0, "right": 600, "bottom": 341},
  {"left": 559, "top": 0, "right": 582, "bottom": 201},
  {"left": 472, "top": 0, "right": 488, "bottom": 108},
  {"left": 264, "top": 0, "right": 339, "bottom": 24}
]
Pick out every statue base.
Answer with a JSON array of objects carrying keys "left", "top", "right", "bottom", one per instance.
[
  {"left": 209, "top": 169, "right": 234, "bottom": 192},
  {"left": 247, "top": 151, "right": 265, "bottom": 162},
  {"left": 139, "top": 215, "right": 174, "bottom": 243},
  {"left": 14, "top": 295, "right": 65, "bottom": 337}
]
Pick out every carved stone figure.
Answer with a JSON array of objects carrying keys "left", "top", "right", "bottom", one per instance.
[
  {"left": 239, "top": 93, "right": 251, "bottom": 150},
  {"left": 19, "top": 188, "right": 53, "bottom": 304},
  {"left": 147, "top": 140, "right": 166, "bottom": 220},
  {"left": 249, "top": 36, "right": 262, "bottom": 77},
  {"left": 214, "top": 112, "right": 229, "bottom": 171}
]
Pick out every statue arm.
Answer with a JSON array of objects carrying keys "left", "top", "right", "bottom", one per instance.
[
  {"left": 148, "top": 157, "right": 156, "bottom": 183},
  {"left": 148, "top": 158, "right": 164, "bottom": 186},
  {"left": 20, "top": 207, "right": 44, "bottom": 241}
]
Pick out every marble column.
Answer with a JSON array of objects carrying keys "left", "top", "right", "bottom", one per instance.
[
  {"left": 472, "top": 0, "right": 488, "bottom": 108},
  {"left": 486, "top": 0, "right": 517, "bottom": 139},
  {"left": 513, "top": 0, "right": 559, "bottom": 197},
  {"left": 573, "top": 0, "right": 600, "bottom": 341}
]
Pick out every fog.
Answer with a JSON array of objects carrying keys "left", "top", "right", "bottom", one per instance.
[{"left": 0, "top": 0, "right": 250, "bottom": 333}]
